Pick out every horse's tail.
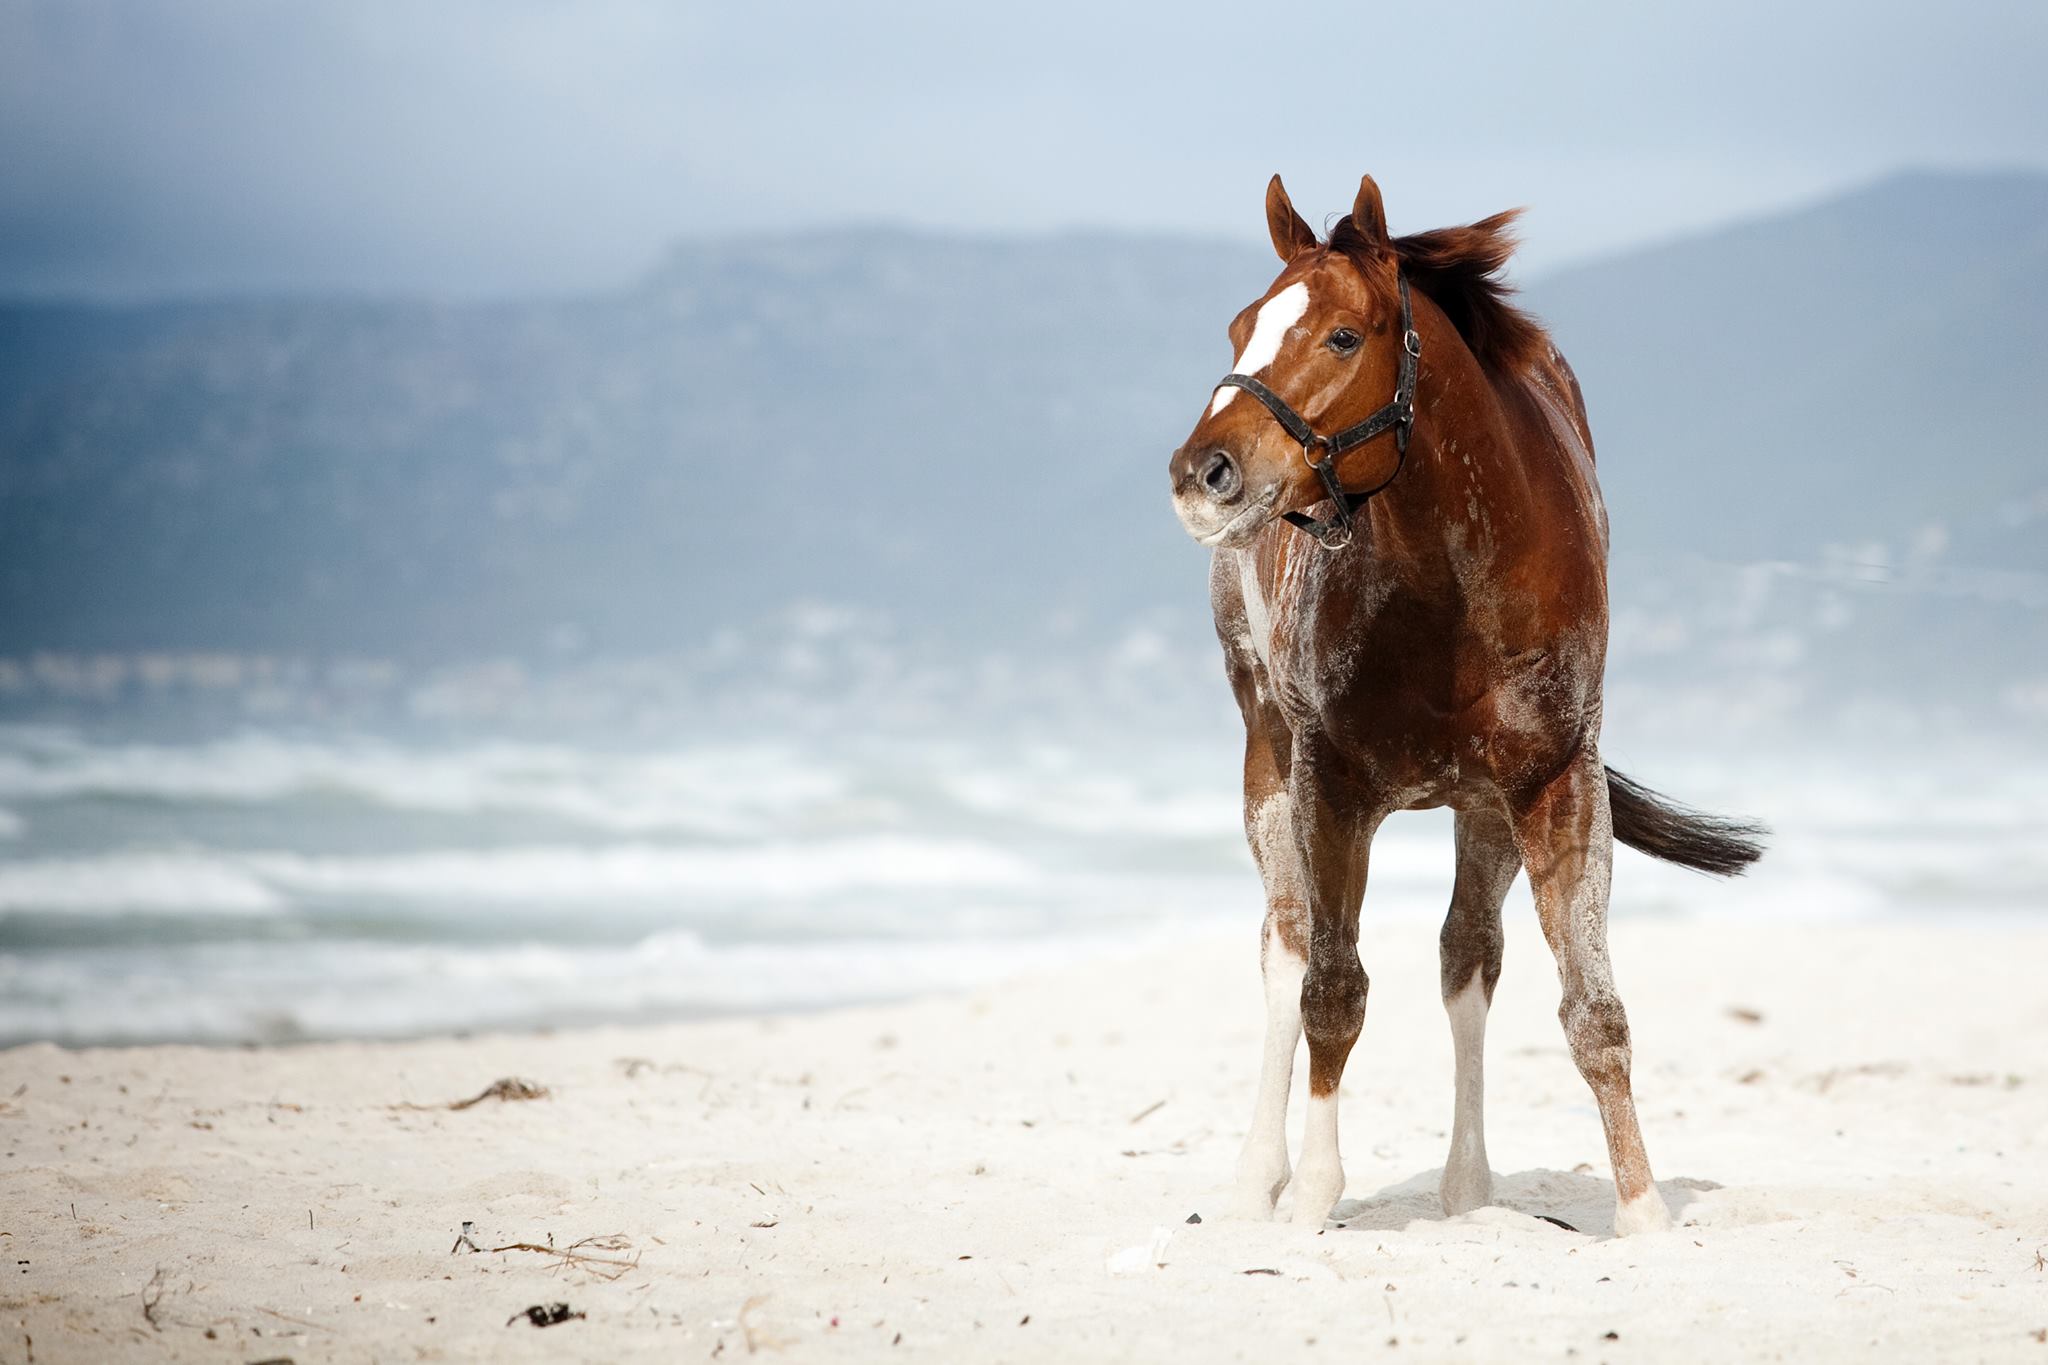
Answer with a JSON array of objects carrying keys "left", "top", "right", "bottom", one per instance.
[{"left": 1605, "top": 768, "right": 1767, "bottom": 877}]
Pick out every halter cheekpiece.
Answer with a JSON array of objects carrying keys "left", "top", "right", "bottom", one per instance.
[{"left": 1211, "top": 275, "right": 1420, "bottom": 550}]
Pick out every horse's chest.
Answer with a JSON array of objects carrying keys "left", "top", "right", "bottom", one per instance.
[
  {"left": 1235, "top": 553, "right": 1281, "bottom": 675},
  {"left": 1234, "top": 551, "right": 1364, "bottom": 720}
]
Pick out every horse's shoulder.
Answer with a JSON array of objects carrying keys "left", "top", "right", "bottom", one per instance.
[{"left": 1519, "top": 342, "right": 1595, "bottom": 460}]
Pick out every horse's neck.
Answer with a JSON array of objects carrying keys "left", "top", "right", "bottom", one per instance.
[{"left": 1238, "top": 357, "right": 1533, "bottom": 677}]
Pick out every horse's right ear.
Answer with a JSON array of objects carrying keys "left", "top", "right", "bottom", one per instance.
[{"left": 1266, "top": 175, "right": 1317, "bottom": 263}]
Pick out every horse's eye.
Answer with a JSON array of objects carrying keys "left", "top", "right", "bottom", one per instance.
[{"left": 1327, "top": 328, "right": 1362, "bottom": 354}]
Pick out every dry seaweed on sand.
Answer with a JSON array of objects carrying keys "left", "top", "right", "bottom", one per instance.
[
  {"left": 455, "top": 1230, "right": 640, "bottom": 1281},
  {"left": 450, "top": 1077, "right": 550, "bottom": 1109},
  {"left": 394, "top": 1077, "right": 551, "bottom": 1112},
  {"left": 140, "top": 1267, "right": 167, "bottom": 1330}
]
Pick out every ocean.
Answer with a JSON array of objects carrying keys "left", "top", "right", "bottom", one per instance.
[{"left": 2, "top": 717, "right": 2042, "bottom": 1047}]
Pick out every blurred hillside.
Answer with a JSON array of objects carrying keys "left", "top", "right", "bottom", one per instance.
[
  {"left": 0, "top": 232, "right": 1260, "bottom": 657},
  {"left": 1, "top": 169, "right": 2043, "bottom": 735}
]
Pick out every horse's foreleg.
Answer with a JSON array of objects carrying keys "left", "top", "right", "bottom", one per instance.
[
  {"left": 1439, "top": 808, "right": 1519, "bottom": 1215},
  {"left": 1513, "top": 751, "right": 1672, "bottom": 1236},
  {"left": 1229, "top": 791, "right": 1308, "bottom": 1218},
  {"left": 1287, "top": 741, "right": 1375, "bottom": 1227},
  {"left": 1230, "top": 903, "right": 1306, "bottom": 1218}
]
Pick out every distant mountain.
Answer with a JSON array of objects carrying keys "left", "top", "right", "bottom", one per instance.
[
  {"left": 1526, "top": 169, "right": 2048, "bottom": 726},
  {"left": 0, "top": 232, "right": 1266, "bottom": 657},
  {"left": 2, "top": 171, "right": 2043, "bottom": 703},
  {"left": 1527, "top": 167, "right": 2048, "bottom": 570}
]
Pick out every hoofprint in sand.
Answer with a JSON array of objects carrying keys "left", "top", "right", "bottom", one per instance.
[{"left": 3, "top": 917, "right": 2045, "bottom": 1362}]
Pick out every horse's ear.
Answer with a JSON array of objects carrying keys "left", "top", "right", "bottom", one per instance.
[
  {"left": 1350, "top": 175, "right": 1391, "bottom": 252},
  {"left": 1265, "top": 174, "right": 1317, "bottom": 263}
]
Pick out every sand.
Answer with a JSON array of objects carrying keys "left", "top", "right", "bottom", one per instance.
[{"left": 4, "top": 914, "right": 2046, "bottom": 1362}]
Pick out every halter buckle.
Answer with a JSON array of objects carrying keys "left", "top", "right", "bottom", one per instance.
[{"left": 1403, "top": 329, "right": 1422, "bottom": 359}]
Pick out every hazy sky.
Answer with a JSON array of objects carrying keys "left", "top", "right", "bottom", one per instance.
[{"left": 4, "top": 0, "right": 2046, "bottom": 299}]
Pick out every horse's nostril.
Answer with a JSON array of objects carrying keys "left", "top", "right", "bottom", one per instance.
[{"left": 1200, "top": 451, "right": 1242, "bottom": 502}]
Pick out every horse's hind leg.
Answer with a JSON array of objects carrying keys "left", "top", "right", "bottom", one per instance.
[
  {"left": 1439, "top": 808, "right": 1519, "bottom": 1215},
  {"left": 1511, "top": 751, "right": 1673, "bottom": 1236}
]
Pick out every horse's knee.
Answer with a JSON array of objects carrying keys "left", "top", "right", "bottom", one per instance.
[
  {"left": 1300, "top": 956, "right": 1367, "bottom": 1089},
  {"left": 1560, "top": 990, "right": 1632, "bottom": 1089},
  {"left": 1438, "top": 914, "right": 1503, "bottom": 1002}
]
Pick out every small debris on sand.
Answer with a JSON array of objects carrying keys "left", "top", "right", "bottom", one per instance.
[
  {"left": 1105, "top": 1228, "right": 1173, "bottom": 1275},
  {"left": 508, "top": 1302, "right": 584, "bottom": 1328}
]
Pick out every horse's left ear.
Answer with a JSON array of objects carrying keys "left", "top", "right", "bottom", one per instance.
[
  {"left": 1350, "top": 175, "right": 1392, "bottom": 252},
  {"left": 1266, "top": 175, "right": 1318, "bottom": 263}
]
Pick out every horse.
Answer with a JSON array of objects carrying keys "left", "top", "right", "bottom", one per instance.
[{"left": 1166, "top": 173, "right": 1764, "bottom": 1235}]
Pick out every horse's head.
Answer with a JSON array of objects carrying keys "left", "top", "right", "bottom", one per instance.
[{"left": 1169, "top": 173, "right": 1414, "bottom": 549}]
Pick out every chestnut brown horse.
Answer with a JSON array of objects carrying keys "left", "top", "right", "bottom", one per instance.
[{"left": 1167, "top": 174, "right": 1763, "bottom": 1235}]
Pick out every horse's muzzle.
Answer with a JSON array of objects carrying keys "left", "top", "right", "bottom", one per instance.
[
  {"left": 1196, "top": 450, "right": 1242, "bottom": 503},
  {"left": 1168, "top": 444, "right": 1246, "bottom": 506}
]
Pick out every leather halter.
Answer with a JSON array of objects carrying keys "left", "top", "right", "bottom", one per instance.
[{"left": 1212, "top": 275, "right": 1420, "bottom": 550}]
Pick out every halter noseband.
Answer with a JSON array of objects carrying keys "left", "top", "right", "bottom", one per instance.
[{"left": 1211, "top": 275, "right": 1420, "bottom": 550}]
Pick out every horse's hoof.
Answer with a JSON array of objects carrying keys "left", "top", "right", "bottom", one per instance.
[
  {"left": 1226, "top": 1158, "right": 1289, "bottom": 1221},
  {"left": 1439, "top": 1167, "right": 1494, "bottom": 1217},
  {"left": 1613, "top": 1187, "right": 1673, "bottom": 1236},
  {"left": 1225, "top": 1179, "right": 1284, "bottom": 1221},
  {"left": 1287, "top": 1163, "right": 1343, "bottom": 1226}
]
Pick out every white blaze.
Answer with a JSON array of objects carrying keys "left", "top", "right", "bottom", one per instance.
[{"left": 1210, "top": 282, "right": 1310, "bottom": 416}]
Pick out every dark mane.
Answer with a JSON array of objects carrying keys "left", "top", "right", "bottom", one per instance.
[{"left": 1327, "top": 209, "right": 1547, "bottom": 376}]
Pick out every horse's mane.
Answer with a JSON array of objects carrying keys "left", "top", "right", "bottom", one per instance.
[{"left": 1326, "top": 209, "right": 1547, "bottom": 378}]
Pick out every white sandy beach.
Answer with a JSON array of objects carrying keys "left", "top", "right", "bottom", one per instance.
[{"left": 4, "top": 914, "right": 2046, "bottom": 1362}]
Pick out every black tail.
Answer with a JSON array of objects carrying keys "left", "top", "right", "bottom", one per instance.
[{"left": 1605, "top": 768, "right": 1767, "bottom": 877}]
